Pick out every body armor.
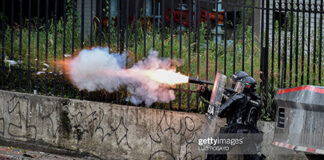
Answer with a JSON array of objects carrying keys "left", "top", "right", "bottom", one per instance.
[{"left": 201, "top": 71, "right": 265, "bottom": 160}]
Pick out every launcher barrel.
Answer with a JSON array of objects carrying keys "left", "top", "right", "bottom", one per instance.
[{"left": 188, "top": 77, "right": 214, "bottom": 85}]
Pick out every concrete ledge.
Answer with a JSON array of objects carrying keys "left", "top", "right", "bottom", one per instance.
[
  {"left": 0, "top": 90, "right": 227, "bottom": 159},
  {"left": 0, "top": 90, "right": 308, "bottom": 159},
  {"left": 0, "top": 138, "right": 99, "bottom": 159}
]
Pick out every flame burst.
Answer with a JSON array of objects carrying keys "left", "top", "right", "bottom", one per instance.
[
  {"left": 143, "top": 69, "right": 189, "bottom": 85},
  {"left": 56, "top": 59, "right": 73, "bottom": 80},
  {"left": 56, "top": 47, "right": 189, "bottom": 106},
  {"left": 58, "top": 60, "right": 189, "bottom": 86}
]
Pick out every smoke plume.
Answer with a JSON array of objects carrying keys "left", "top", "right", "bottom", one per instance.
[{"left": 64, "top": 47, "right": 187, "bottom": 106}]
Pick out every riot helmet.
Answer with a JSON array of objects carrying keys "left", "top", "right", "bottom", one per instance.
[
  {"left": 235, "top": 76, "right": 257, "bottom": 93},
  {"left": 226, "top": 71, "right": 257, "bottom": 93},
  {"left": 226, "top": 71, "right": 249, "bottom": 90}
]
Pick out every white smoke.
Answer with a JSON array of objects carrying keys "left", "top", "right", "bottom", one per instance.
[{"left": 66, "top": 47, "right": 180, "bottom": 106}]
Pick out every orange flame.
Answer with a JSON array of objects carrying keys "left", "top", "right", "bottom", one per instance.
[
  {"left": 56, "top": 59, "right": 74, "bottom": 81},
  {"left": 144, "top": 69, "right": 189, "bottom": 85}
]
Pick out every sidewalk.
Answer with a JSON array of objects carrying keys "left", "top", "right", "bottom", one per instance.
[{"left": 0, "top": 146, "right": 99, "bottom": 160}]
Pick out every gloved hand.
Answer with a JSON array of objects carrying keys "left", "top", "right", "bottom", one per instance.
[
  {"left": 198, "top": 84, "right": 208, "bottom": 94},
  {"left": 198, "top": 84, "right": 211, "bottom": 100}
]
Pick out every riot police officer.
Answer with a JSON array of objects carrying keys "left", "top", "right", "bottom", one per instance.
[{"left": 199, "top": 71, "right": 266, "bottom": 160}]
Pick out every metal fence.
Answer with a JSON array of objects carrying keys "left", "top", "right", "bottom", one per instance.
[{"left": 0, "top": 0, "right": 323, "bottom": 119}]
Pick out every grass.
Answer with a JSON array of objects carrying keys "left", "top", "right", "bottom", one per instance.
[{"left": 1, "top": 12, "right": 323, "bottom": 120}]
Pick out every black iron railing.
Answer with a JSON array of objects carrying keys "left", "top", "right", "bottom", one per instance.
[{"left": 0, "top": 0, "right": 323, "bottom": 120}]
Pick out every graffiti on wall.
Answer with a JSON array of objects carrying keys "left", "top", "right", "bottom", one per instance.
[
  {"left": 1, "top": 96, "right": 37, "bottom": 139},
  {"left": 0, "top": 93, "right": 205, "bottom": 159},
  {"left": 0, "top": 95, "right": 132, "bottom": 149},
  {"left": 149, "top": 111, "right": 203, "bottom": 160}
]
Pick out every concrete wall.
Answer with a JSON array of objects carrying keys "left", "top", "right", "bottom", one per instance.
[
  {"left": 0, "top": 90, "right": 307, "bottom": 160},
  {"left": 0, "top": 90, "right": 226, "bottom": 159}
]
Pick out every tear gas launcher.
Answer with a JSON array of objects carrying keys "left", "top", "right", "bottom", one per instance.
[{"left": 188, "top": 77, "right": 214, "bottom": 85}]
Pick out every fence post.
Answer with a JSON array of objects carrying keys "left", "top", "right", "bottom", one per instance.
[{"left": 261, "top": 0, "right": 270, "bottom": 111}]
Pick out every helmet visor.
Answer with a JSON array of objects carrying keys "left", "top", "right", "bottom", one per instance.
[
  {"left": 226, "top": 77, "right": 237, "bottom": 90},
  {"left": 234, "top": 81, "right": 244, "bottom": 93}
]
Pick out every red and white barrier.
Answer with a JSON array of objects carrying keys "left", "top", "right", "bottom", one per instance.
[{"left": 272, "top": 141, "right": 324, "bottom": 155}]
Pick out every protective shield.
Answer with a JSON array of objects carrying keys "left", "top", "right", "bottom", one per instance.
[{"left": 207, "top": 72, "right": 227, "bottom": 117}]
